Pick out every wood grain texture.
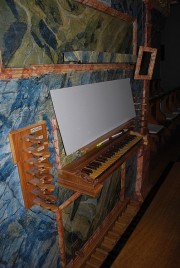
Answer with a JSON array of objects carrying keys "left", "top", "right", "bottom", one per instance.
[
  {"left": 9, "top": 121, "right": 56, "bottom": 209},
  {"left": 0, "top": 63, "right": 134, "bottom": 79},
  {"left": 112, "top": 162, "right": 180, "bottom": 268}
]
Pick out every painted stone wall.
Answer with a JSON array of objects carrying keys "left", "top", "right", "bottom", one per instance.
[
  {"left": 112, "top": 0, "right": 145, "bottom": 47},
  {"left": 0, "top": 0, "right": 143, "bottom": 267},
  {"left": 0, "top": 0, "right": 133, "bottom": 67},
  {"left": 0, "top": 69, "right": 136, "bottom": 266}
]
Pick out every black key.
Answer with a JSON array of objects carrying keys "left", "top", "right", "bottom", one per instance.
[
  {"left": 90, "top": 161, "right": 101, "bottom": 168},
  {"left": 86, "top": 165, "right": 97, "bottom": 170},
  {"left": 96, "top": 157, "right": 107, "bottom": 163},
  {"left": 82, "top": 168, "right": 93, "bottom": 175}
]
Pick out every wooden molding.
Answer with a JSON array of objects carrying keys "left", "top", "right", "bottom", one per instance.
[
  {"left": 134, "top": 46, "right": 157, "bottom": 80},
  {"left": 0, "top": 1, "right": 137, "bottom": 80},
  {"left": 143, "top": 0, "right": 170, "bottom": 16},
  {"left": 75, "top": 0, "right": 137, "bottom": 57},
  {"left": 75, "top": 0, "right": 136, "bottom": 22},
  {"left": 0, "top": 63, "right": 134, "bottom": 80}
]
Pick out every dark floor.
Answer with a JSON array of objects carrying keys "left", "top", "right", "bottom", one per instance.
[
  {"left": 111, "top": 161, "right": 180, "bottom": 268},
  {"left": 101, "top": 123, "right": 180, "bottom": 268},
  {"left": 148, "top": 124, "right": 180, "bottom": 187}
]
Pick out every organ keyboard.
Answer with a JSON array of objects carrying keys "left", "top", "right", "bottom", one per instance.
[{"left": 58, "top": 130, "right": 143, "bottom": 197}]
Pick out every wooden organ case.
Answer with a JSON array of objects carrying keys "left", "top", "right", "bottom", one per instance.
[
  {"left": 51, "top": 79, "right": 144, "bottom": 198},
  {"left": 58, "top": 127, "right": 143, "bottom": 197}
]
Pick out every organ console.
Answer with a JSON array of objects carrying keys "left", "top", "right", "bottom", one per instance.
[
  {"left": 51, "top": 78, "right": 144, "bottom": 198},
  {"left": 58, "top": 128, "right": 143, "bottom": 197}
]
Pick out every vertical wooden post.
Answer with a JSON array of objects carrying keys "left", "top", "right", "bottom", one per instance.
[
  {"left": 142, "top": 1, "right": 152, "bottom": 135},
  {"left": 133, "top": 20, "right": 138, "bottom": 55},
  {"left": 120, "top": 162, "right": 126, "bottom": 201},
  {"left": 136, "top": 1, "right": 152, "bottom": 198},
  {"left": 135, "top": 134, "right": 150, "bottom": 201},
  {"left": 56, "top": 192, "right": 82, "bottom": 268},
  {"left": 144, "top": 2, "right": 152, "bottom": 47},
  {"left": 135, "top": 145, "right": 144, "bottom": 202},
  {"left": 52, "top": 117, "right": 61, "bottom": 169},
  {"left": 56, "top": 210, "right": 67, "bottom": 268}
]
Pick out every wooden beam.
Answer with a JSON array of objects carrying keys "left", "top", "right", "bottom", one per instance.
[{"left": 0, "top": 63, "right": 134, "bottom": 80}]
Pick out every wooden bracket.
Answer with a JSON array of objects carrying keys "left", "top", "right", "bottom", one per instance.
[{"left": 9, "top": 121, "right": 57, "bottom": 209}]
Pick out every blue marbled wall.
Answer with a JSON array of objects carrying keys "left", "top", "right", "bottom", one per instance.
[
  {"left": 0, "top": 0, "right": 144, "bottom": 267},
  {"left": 112, "top": 0, "right": 145, "bottom": 47},
  {"left": 0, "top": 69, "right": 137, "bottom": 267}
]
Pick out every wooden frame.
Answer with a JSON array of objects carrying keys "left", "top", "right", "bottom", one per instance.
[
  {"left": 134, "top": 46, "right": 157, "bottom": 80},
  {"left": 143, "top": 0, "right": 170, "bottom": 16},
  {"left": 0, "top": 1, "right": 137, "bottom": 79},
  {"left": 75, "top": 0, "right": 137, "bottom": 55},
  {"left": 0, "top": 62, "right": 134, "bottom": 80}
]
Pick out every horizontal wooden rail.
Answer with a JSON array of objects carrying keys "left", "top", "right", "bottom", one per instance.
[
  {"left": 75, "top": 0, "right": 136, "bottom": 22},
  {"left": 0, "top": 63, "right": 134, "bottom": 80}
]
